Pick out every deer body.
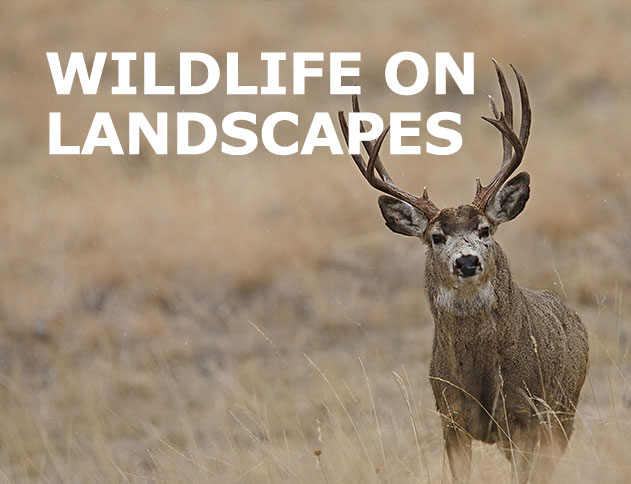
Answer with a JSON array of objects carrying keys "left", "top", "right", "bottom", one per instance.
[
  {"left": 426, "top": 218, "right": 588, "bottom": 482},
  {"left": 339, "top": 62, "right": 589, "bottom": 483}
]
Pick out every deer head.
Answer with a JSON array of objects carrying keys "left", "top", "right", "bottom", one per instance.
[{"left": 338, "top": 60, "right": 531, "bottom": 292}]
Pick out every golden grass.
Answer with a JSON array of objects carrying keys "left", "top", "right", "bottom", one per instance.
[{"left": 0, "top": 1, "right": 630, "bottom": 482}]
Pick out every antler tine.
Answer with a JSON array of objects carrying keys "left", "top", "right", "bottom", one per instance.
[
  {"left": 352, "top": 95, "right": 393, "bottom": 183},
  {"left": 366, "top": 127, "right": 391, "bottom": 186},
  {"left": 511, "top": 64, "right": 531, "bottom": 149},
  {"left": 338, "top": 108, "right": 369, "bottom": 178},
  {"left": 491, "top": 58, "right": 513, "bottom": 166},
  {"left": 472, "top": 61, "right": 531, "bottom": 211},
  {"left": 338, "top": 103, "right": 440, "bottom": 220}
]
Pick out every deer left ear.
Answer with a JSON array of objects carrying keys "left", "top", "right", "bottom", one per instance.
[
  {"left": 485, "top": 172, "right": 530, "bottom": 225},
  {"left": 378, "top": 195, "right": 428, "bottom": 237}
]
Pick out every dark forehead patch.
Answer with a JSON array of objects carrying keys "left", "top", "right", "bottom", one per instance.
[{"left": 435, "top": 205, "right": 484, "bottom": 235}]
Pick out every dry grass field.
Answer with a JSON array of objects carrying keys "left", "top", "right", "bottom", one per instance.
[{"left": 1, "top": 2, "right": 630, "bottom": 482}]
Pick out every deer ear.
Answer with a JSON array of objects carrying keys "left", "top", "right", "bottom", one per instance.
[
  {"left": 378, "top": 196, "right": 428, "bottom": 237},
  {"left": 485, "top": 172, "right": 530, "bottom": 225}
]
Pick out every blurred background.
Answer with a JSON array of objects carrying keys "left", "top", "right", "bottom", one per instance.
[{"left": 0, "top": 2, "right": 630, "bottom": 482}]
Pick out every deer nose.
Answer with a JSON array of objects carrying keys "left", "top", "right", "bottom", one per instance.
[{"left": 454, "top": 255, "right": 481, "bottom": 278}]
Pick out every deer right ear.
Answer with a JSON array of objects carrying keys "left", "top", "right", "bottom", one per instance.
[
  {"left": 485, "top": 172, "right": 530, "bottom": 225},
  {"left": 378, "top": 196, "right": 428, "bottom": 237}
]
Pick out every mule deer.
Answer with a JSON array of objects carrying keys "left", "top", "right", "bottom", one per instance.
[{"left": 338, "top": 61, "right": 589, "bottom": 483}]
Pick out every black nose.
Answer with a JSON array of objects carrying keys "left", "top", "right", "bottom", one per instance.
[{"left": 454, "top": 255, "right": 481, "bottom": 278}]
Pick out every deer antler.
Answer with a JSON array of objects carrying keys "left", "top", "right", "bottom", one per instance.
[
  {"left": 472, "top": 59, "right": 531, "bottom": 211},
  {"left": 338, "top": 95, "right": 440, "bottom": 221}
]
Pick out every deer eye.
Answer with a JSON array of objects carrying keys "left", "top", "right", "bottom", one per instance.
[
  {"left": 478, "top": 227, "right": 490, "bottom": 238},
  {"left": 432, "top": 233, "right": 446, "bottom": 245}
]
